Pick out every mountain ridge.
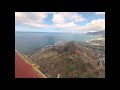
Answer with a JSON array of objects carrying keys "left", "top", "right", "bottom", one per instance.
[
  {"left": 86, "top": 30, "right": 105, "bottom": 35},
  {"left": 29, "top": 41, "right": 105, "bottom": 78}
]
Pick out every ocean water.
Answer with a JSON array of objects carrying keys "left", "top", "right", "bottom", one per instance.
[{"left": 15, "top": 32, "right": 97, "bottom": 55}]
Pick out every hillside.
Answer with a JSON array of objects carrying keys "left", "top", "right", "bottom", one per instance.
[
  {"left": 86, "top": 30, "right": 105, "bottom": 36},
  {"left": 29, "top": 41, "right": 105, "bottom": 78}
]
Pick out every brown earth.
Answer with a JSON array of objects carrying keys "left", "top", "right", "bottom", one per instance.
[{"left": 29, "top": 41, "right": 105, "bottom": 78}]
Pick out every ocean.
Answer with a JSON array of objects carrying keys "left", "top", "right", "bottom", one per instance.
[{"left": 15, "top": 32, "right": 97, "bottom": 55}]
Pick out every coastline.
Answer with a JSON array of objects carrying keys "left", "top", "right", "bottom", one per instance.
[{"left": 88, "top": 36, "right": 105, "bottom": 42}]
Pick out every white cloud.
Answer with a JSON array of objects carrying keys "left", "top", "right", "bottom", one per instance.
[
  {"left": 52, "top": 12, "right": 85, "bottom": 24},
  {"left": 15, "top": 12, "right": 85, "bottom": 29},
  {"left": 73, "top": 19, "right": 105, "bottom": 33},
  {"left": 53, "top": 18, "right": 105, "bottom": 33},
  {"left": 55, "top": 22, "right": 77, "bottom": 28},
  {"left": 86, "top": 19, "right": 105, "bottom": 32},
  {"left": 52, "top": 12, "right": 85, "bottom": 29},
  {"left": 96, "top": 12, "right": 105, "bottom": 15},
  {"left": 68, "top": 13, "right": 85, "bottom": 22},
  {"left": 15, "top": 12, "right": 27, "bottom": 24},
  {"left": 15, "top": 12, "right": 105, "bottom": 33},
  {"left": 52, "top": 13, "right": 66, "bottom": 24},
  {"left": 15, "top": 12, "right": 49, "bottom": 27},
  {"left": 24, "top": 22, "right": 46, "bottom": 28}
]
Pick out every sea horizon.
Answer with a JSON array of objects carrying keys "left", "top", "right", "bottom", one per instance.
[{"left": 15, "top": 32, "right": 98, "bottom": 55}]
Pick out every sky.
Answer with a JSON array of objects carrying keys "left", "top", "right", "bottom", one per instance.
[{"left": 15, "top": 12, "right": 105, "bottom": 33}]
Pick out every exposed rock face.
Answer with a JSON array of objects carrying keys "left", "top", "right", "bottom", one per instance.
[{"left": 29, "top": 41, "right": 105, "bottom": 78}]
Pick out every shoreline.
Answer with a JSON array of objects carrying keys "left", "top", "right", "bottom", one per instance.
[
  {"left": 16, "top": 36, "right": 105, "bottom": 56},
  {"left": 87, "top": 36, "right": 105, "bottom": 42}
]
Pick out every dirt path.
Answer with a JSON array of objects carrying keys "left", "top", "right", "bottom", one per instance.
[
  {"left": 80, "top": 53, "right": 96, "bottom": 63},
  {"left": 15, "top": 50, "right": 47, "bottom": 78},
  {"left": 80, "top": 52, "right": 105, "bottom": 70},
  {"left": 77, "top": 52, "right": 99, "bottom": 69}
]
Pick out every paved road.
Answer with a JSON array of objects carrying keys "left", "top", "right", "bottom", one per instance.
[{"left": 15, "top": 50, "right": 46, "bottom": 78}]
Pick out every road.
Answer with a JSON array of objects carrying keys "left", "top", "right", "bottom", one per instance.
[{"left": 15, "top": 50, "right": 46, "bottom": 78}]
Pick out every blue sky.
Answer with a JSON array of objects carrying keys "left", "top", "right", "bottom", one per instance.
[{"left": 15, "top": 12, "right": 105, "bottom": 33}]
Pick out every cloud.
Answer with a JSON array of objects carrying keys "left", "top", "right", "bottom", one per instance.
[
  {"left": 15, "top": 12, "right": 105, "bottom": 33},
  {"left": 15, "top": 12, "right": 27, "bottom": 24},
  {"left": 50, "top": 19, "right": 105, "bottom": 33},
  {"left": 24, "top": 22, "right": 47, "bottom": 28},
  {"left": 52, "top": 13, "right": 66, "bottom": 24},
  {"left": 15, "top": 12, "right": 49, "bottom": 27},
  {"left": 96, "top": 12, "right": 105, "bottom": 15},
  {"left": 15, "top": 12, "right": 85, "bottom": 29},
  {"left": 52, "top": 12, "right": 85, "bottom": 24},
  {"left": 74, "top": 19, "right": 105, "bottom": 33},
  {"left": 86, "top": 19, "right": 105, "bottom": 29},
  {"left": 52, "top": 12, "right": 85, "bottom": 29},
  {"left": 55, "top": 22, "right": 77, "bottom": 29}
]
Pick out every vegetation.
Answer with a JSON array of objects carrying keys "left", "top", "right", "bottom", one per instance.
[
  {"left": 29, "top": 41, "right": 105, "bottom": 78},
  {"left": 63, "top": 55, "right": 88, "bottom": 77},
  {"left": 63, "top": 57, "right": 70, "bottom": 62}
]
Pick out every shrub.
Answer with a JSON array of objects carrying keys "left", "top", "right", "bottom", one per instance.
[{"left": 63, "top": 57, "right": 70, "bottom": 62}]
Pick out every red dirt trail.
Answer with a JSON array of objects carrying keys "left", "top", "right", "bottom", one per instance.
[{"left": 15, "top": 51, "right": 45, "bottom": 78}]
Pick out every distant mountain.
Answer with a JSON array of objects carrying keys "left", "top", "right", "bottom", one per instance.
[
  {"left": 29, "top": 41, "right": 105, "bottom": 78},
  {"left": 86, "top": 30, "right": 105, "bottom": 35}
]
